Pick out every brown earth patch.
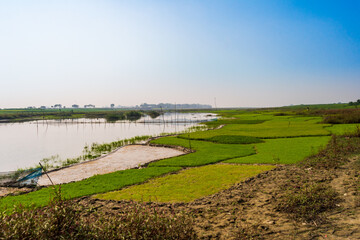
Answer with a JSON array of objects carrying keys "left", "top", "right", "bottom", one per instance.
[
  {"left": 0, "top": 187, "right": 32, "bottom": 198},
  {"left": 77, "top": 156, "right": 359, "bottom": 239}
]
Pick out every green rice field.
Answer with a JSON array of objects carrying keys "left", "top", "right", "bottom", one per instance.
[
  {"left": 180, "top": 116, "right": 331, "bottom": 139},
  {"left": 225, "top": 136, "right": 330, "bottom": 164},
  {"left": 149, "top": 137, "right": 255, "bottom": 167},
  {"left": 95, "top": 164, "right": 275, "bottom": 202}
]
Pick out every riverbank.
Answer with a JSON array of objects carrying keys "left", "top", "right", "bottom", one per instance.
[
  {"left": 38, "top": 145, "right": 185, "bottom": 186},
  {"left": 0, "top": 112, "right": 212, "bottom": 172}
]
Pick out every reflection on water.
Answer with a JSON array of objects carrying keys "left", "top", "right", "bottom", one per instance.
[{"left": 0, "top": 113, "right": 216, "bottom": 171}]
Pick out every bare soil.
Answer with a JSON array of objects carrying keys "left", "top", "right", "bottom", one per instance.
[
  {"left": 37, "top": 145, "right": 185, "bottom": 186},
  {"left": 0, "top": 187, "right": 32, "bottom": 197},
  {"left": 77, "top": 156, "right": 359, "bottom": 239}
]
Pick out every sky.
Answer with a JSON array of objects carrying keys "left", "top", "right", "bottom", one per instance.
[{"left": 0, "top": 0, "right": 359, "bottom": 108}]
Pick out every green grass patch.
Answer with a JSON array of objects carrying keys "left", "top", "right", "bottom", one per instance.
[
  {"left": 149, "top": 137, "right": 255, "bottom": 167},
  {"left": 325, "top": 124, "right": 360, "bottom": 135},
  {"left": 183, "top": 116, "right": 330, "bottom": 139},
  {"left": 95, "top": 164, "right": 275, "bottom": 203},
  {"left": 0, "top": 167, "right": 180, "bottom": 212},
  {"left": 225, "top": 136, "right": 331, "bottom": 164},
  {"left": 231, "top": 113, "right": 277, "bottom": 121}
]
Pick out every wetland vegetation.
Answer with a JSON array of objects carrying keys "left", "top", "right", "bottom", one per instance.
[{"left": 0, "top": 108, "right": 154, "bottom": 123}]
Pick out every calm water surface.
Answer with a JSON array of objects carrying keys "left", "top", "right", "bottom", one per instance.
[{"left": 0, "top": 113, "right": 215, "bottom": 171}]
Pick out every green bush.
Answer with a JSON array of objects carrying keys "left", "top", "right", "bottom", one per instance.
[
  {"left": 105, "top": 112, "right": 125, "bottom": 122},
  {"left": 125, "top": 110, "right": 142, "bottom": 121}
]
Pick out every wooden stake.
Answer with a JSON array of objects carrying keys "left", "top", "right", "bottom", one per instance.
[{"left": 39, "top": 162, "right": 55, "bottom": 186}]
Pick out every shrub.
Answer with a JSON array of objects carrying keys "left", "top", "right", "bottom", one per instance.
[
  {"left": 125, "top": 111, "right": 143, "bottom": 121},
  {"left": 148, "top": 110, "right": 161, "bottom": 119},
  {"left": 105, "top": 112, "right": 125, "bottom": 122},
  {"left": 276, "top": 183, "right": 339, "bottom": 223},
  {"left": 320, "top": 109, "right": 360, "bottom": 124},
  {"left": 0, "top": 188, "right": 197, "bottom": 240},
  {"left": 300, "top": 130, "right": 360, "bottom": 169}
]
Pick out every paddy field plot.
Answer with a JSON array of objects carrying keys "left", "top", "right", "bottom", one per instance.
[
  {"left": 183, "top": 116, "right": 330, "bottom": 139},
  {"left": 225, "top": 136, "right": 331, "bottom": 164},
  {"left": 95, "top": 164, "right": 275, "bottom": 203},
  {"left": 149, "top": 137, "right": 255, "bottom": 167}
]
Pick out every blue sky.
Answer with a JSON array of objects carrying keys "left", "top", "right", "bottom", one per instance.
[{"left": 0, "top": 0, "right": 359, "bottom": 108}]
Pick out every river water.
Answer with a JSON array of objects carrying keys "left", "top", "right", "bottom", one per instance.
[{"left": 0, "top": 113, "right": 215, "bottom": 172}]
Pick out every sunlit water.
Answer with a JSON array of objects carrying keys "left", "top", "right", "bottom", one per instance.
[{"left": 0, "top": 113, "right": 216, "bottom": 171}]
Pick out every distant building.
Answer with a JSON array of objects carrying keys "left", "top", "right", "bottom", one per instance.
[
  {"left": 72, "top": 104, "right": 79, "bottom": 108},
  {"left": 84, "top": 104, "right": 95, "bottom": 108},
  {"left": 40, "top": 106, "right": 46, "bottom": 109},
  {"left": 54, "top": 104, "right": 62, "bottom": 109}
]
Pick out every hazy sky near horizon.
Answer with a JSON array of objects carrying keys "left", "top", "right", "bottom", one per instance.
[{"left": 1, "top": 0, "right": 359, "bottom": 108}]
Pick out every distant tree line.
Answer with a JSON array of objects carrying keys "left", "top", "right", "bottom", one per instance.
[
  {"left": 349, "top": 99, "right": 360, "bottom": 107},
  {"left": 138, "top": 103, "right": 212, "bottom": 110}
]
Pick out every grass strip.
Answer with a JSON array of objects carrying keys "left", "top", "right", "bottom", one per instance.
[
  {"left": 0, "top": 167, "right": 181, "bottom": 212},
  {"left": 180, "top": 135, "right": 264, "bottom": 144},
  {"left": 149, "top": 137, "right": 255, "bottom": 167},
  {"left": 225, "top": 136, "right": 331, "bottom": 164},
  {"left": 95, "top": 164, "right": 275, "bottom": 203}
]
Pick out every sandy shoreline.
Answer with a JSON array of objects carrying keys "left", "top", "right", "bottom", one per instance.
[
  {"left": 37, "top": 145, "right": 185, "bottom": 186},
  {"left": 0, "top": 144, "right": 185, "bottom": 196}
]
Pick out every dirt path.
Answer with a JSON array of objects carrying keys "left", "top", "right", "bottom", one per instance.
[{"left": 37, "top": 145, "right": 185, "bottom": 186}]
